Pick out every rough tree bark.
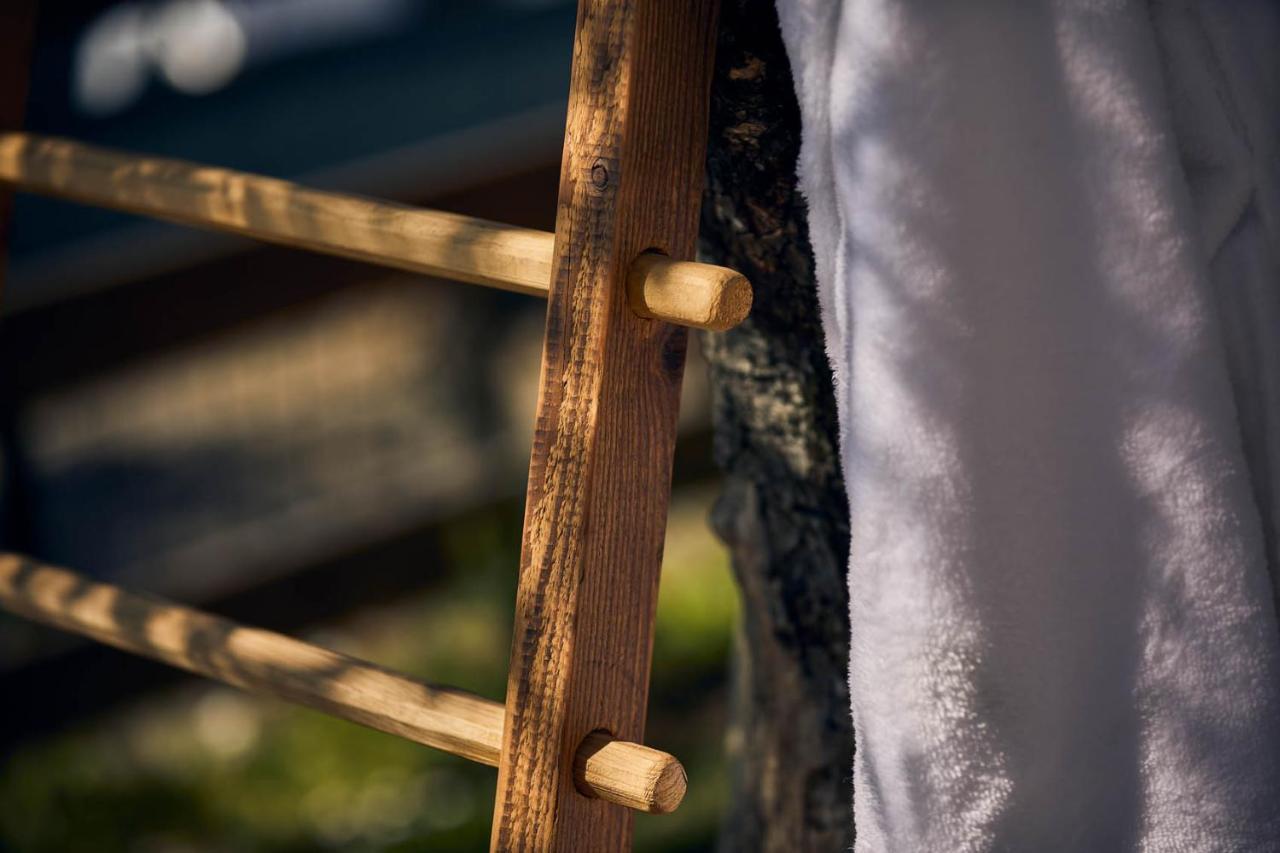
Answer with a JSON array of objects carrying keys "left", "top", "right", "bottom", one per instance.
[{"left": 699, "top": 2, "right": 855, "bottom": 850}]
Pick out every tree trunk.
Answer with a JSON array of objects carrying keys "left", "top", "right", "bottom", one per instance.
[{"left": 699, "top": 2, "right": 855, "bottom": 850}]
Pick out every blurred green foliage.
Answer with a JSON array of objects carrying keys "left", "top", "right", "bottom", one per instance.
[{"left": 0, "top": 486, "right": 737, "bottom": 852}]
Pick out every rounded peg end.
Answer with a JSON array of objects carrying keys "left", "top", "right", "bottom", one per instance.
[
  {"left": 628, "top": 252, "right": 753, "bottom": 331},
  {"left": 574, "top": 730, "right": 688, "bottom": 814}
]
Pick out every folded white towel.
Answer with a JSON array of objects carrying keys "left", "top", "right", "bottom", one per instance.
[{"left": 776, "top": 1, "right": 1280, "bottom": 849}]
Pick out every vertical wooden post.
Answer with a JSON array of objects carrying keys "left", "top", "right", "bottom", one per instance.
[
  {"left": 491, "top": 0, "right": 719, "bottom": 849},
  {"left": 0, "top": 0, "right": 36, "bottom": 303}
]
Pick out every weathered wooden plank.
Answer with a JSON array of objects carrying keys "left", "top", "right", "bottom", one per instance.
[
  {"left": 0, "top": 553, "right": 686, "bottom": 814},
  {"left": 0, "top": 132, "right": 749, "bottom": 331},
  {"left": 492, "top": 1, "right": 720, "bottom": 849}
]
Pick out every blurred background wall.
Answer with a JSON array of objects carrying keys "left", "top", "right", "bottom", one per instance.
[{"left": 0, "top": 2, "right": 736, "bottom": 850}]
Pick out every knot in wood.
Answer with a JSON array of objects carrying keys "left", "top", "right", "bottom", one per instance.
[{"left": 590, "top": 159, "right": 610, "bottom": 189}]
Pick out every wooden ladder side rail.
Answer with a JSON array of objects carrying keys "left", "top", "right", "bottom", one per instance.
[
  {"left": 492, "top": 1, "right": 721, "bottom": 849},
  {"left": 0, "top": 132, "right": 751, "bottom": 332},
  {"left": 0, "top": 554, "right": 687, "bottom": 815}
]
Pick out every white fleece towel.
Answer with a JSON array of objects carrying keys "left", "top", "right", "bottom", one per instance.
[{"left": 775, "top": 1, "right": 1280, "bottom": 850}]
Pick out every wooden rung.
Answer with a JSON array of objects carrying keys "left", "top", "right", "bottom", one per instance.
[
  {"left": 0, "top": 132, "right": 751, "bottom": 331},
  {"left": 0, "top": 553, "right": 687, "bottom": 815}
]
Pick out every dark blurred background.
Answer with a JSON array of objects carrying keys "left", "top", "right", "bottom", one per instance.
[{"left": 0, "top": 2, "right": 736, "bottom": 850}]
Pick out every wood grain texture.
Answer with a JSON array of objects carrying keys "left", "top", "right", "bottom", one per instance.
[
  {"left": 0, "top": 132, "right": 553, "bottom": 296},
  {"left": 574, "top": 732, "right": 687, "bottom": 815},
  {"left": 0, "top": 553, "right": 686, "bottom": 814},
  {"left": 629, "top": 252, "right": 750, "bottom": 332},
  {"left": 491, "top": 1, "right": 720, "bottom": 849},
  {"left": 0, "top": 132, "right": 749, "bottom": 331}
]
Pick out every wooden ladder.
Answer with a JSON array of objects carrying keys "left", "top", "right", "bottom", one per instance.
[{"left": 0, "top": 1, "right": 745, "bottom": 849}]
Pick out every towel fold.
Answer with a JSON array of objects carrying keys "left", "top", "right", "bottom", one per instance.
[{"left": 776, "top": 1, "right": 1280, "bottom": 849}]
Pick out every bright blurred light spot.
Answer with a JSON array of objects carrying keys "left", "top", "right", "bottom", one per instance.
[
  {"left": 152, "top": 0, "right": 248, "bottom": 96},
  {"left": 73, "top": 0, "right": 417, "bottom": 116},
  {"left": 192, "top": 689, "right": 261, "bottom": 759},
  {"left": 73, "top": 3, "right": 149, "bottom": 116}
]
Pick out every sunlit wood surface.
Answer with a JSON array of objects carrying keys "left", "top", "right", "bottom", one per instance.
[
  {"left": 0, "top": 553, "right": 686, "bottom": 815},
  {"left": 0, "top": 132, "right": 749, "bottom": 331}
]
